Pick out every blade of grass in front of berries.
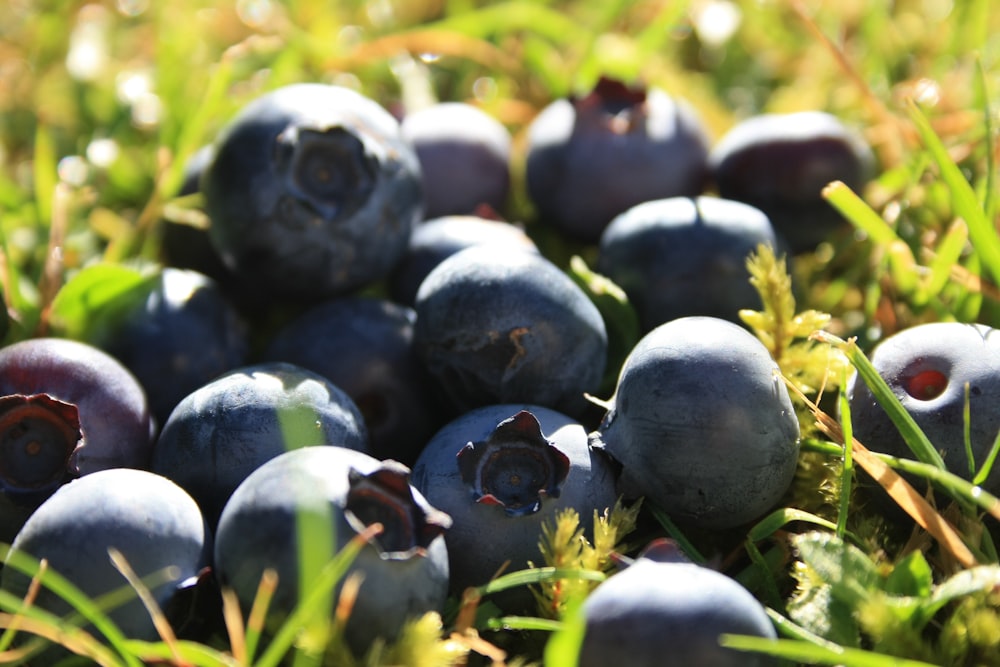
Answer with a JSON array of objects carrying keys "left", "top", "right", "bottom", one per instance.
[
  {"left": 974, "top": 57, "right": 997, "bottom": 223},
  {"left": 822, "top": 180, "right": 899, "bottom": 245},
  {"left": 973, "top": 427, "right": 1000, "bottom": 488},
  {"left": 121, "top": 638, "right": 238, "bottom": 667},
  {"left": 747, "top": 508, "right": 863, "bottom": 548},
  {"left": 0, "top": 550, "right": 142, "bottom": 667},
  {"left": 32, "top": 123, "right": 56, "bottom": 226},
  {"left": 0, "top": 606, "right": 128, "bottom": 667},
  {"left": 253, "top": 526, "right": 373, "bottom": 667},
  {"left": 921, "top": 218, "right": 969, "bottom": 304},
  {"left": 882, "top": 451, "right": 1000, "bottom": 523},
  {"left": 486, "top": 616, "right": 563, "bottom": 632},
  {"left": 718, "top": 634, "right": 941, "bottom": 667},
  {"left": 908, "top": 99, "right": 1000, "bottom": 290},
  {"left": 542, "top": 596, "right": 584, "bottom": 667},
  {"left": 814, "top": 331, "right": 946, "bottom": 470},
  {"left": 645, "top": 504, "right": 707, "bottom": 565},
  {"left": 837, "top": 367, "right": 855, "bottom": 539},
  {"left": 477, "top": 567, "right": 606, "bottom": 597}
]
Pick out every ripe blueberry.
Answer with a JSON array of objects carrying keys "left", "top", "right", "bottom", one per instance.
[
  {"left": 709, "top": 110, "right": 874, "bottom": 253},
  {"left": 262, "top": 296, "right": 440, "bottom": 466},
  {"left": 410, "top": 405, "right": 618, "bottom": 609},
  {"left": 388, "top": 214, "right": 538, "bottom": 307},
  {"left": 846, "top": 322, "right": 1000, "bottom": 494},
  {"left": 578, "top": 540, "right": 778, "bottom": 666},
  {"left": 525, "top": 76, "right": 710, "bottom": 242},
  {"left": 596, "top": 196, "right": 779, "bottom": 331},
  {"left": 214, "top": 446, "right": 451, "bottom": 656},
  {"left": 151, "top": 361, "right": 369, "bottom": 530},
  {"left": 2, "top": 469, "right": 210, "bottom": 651},
  {"left": 400, "top": 102, "right": 512, "bottom": 219},
  {"left": 201, "top": 83, "right": 423, "bottom": 301},
  {"left": 595, "top": 316, "right": 800, "bottom": 529},
  {"left": 413, "top": 246, "right": 607, "bottom": 419}
]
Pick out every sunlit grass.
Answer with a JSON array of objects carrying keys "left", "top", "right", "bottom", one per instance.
[{"left": 3, "top": 0, "right": 1000, "bottom": 665}]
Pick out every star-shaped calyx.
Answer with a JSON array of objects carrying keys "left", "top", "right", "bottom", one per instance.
[
  {"left": 456, "top": 410, "right": 571, "bottom": 517},
  {"left": 0, "top": 393, "right": 82, "bottom": 501},
  {"left": 344, "top": 460, "right": 452, "bottom": 560}
]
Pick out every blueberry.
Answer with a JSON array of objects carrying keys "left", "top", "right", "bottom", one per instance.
[
  {"left": 201, "top": 83, "right": 423, "bottom": 301},
  {"left": 525, "top": 76, "right": 710, "bottom": 243},
  {"left": 595, "top": 316, "right": 800, "bottom": 530},
  {"left": 596, "top": 196, "right": 779, "bottom": 332},
  {"left": 578, "top": 540, "right": 777, "bottom": 666},
  {"left": 0, "top": 337, "right": 154, "bottom": 480},
  {"left": 214, "top": 446, "right": 451, "bottom": 656},
  {"left": 400, "top": 102, "right": 512, "bottom": 219},
  {"left": 413, "top": 246, "right": 607, "bottom": 418},
  {"left": 262, "top": 296, "right": 440, "bottom": 466},
  {"left": 410, "top": 405, "right": 618, "bottom": 608},
  {"left": 709, "top": 110, "right": 875, "bottom": 253},
  {"left": 846, "top": 322, "right": 1000, "bottom": 494},
  {"left": 1, "top": 469, "right": 210, "bottom": 653},
  {"left": 388, "top": 214, "right": 538, "bottom": 307},
  {"left": 95, "top": 267, "right": 249, "bottom": 429},
  {"left": 151, "top": 361, "right": 369, "bottom": 530}
]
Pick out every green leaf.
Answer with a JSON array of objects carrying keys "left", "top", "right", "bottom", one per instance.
[
  {"left": 908, "top": 100, "right": 1000, "bottom": 290},
  {"left": 48, "top": 263, "right": 159, "bottom": 343},
  {"left": 792, "top": 532, "right": 882, "bottom": 608},
  {"left": 884, "top": 550, "right": 933, "bottom": 598}
]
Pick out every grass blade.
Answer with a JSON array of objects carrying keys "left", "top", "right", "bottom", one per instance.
[
  {"left": 813, "top": 332, "right": 946, "bottom": 470},
  {"left": 907, "top": 99, "right": 1000, "bottom": 289}
]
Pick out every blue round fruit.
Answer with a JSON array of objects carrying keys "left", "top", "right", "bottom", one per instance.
[
  {"left": 411, "top": 404, "right": 618, "bottom": 608},
  {"left": 201, "top": 83, "right": 423, "bottom": 300},
  {"left": 578, "top": 541, "right": 778, "bottom": 666},
  {"left": 413, "top": 246, "right": 607, "bottom": 418},
  {"left": 597, "top": 196, "right": 780, "bottom": 331},
  {"left": 595, "top": 316, "right": 800, "bottom": 529},
  {"left": 214, "top": 446, "right": 451, "bottom": 656}
]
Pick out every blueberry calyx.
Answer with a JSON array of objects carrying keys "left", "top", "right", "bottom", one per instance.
[
  {"left": 456, "top": 410, "right": 571, "bottom": 517},
  {"left": 344, "top": 460, "right": 452, "bottom": 560},
  {"left": 274, "top": 125, "right": 378, "bottom": 222},
  {"left": 572, "top": 76, "right": 648, "bottom": 135},
  {"left": 0, "top": 393, "right": 82, "bottom": 498}
]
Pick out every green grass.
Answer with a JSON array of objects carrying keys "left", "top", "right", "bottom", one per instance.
[{"left": 4, "top": 0, "right": 1000, "bottom": 665}]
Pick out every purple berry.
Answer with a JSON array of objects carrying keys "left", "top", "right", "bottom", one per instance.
[
  {"left": 525, "top": 76, "right": 710, "bottom": 242},
  {"left": 401, "top": 102, "right": 511, "bottom": 219}
]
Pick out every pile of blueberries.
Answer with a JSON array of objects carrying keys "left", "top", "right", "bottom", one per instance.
[{"left": 1, "top": 77, "right": 985, "bottom": 665}]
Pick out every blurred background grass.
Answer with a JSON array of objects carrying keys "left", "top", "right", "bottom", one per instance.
[{"left": 1, "top": 0, "right": 999, "bottom": 346}]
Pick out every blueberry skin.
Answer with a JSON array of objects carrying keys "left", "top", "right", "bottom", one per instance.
[
  {"left": 400, "top": 102, "right": 512, "bottom": 219},
  {"left": 2, "top": 469, "right": 210, "bottom": 646},
  {"left": 410, "top": 404, "right": 618, "bottom": 607},
  {"left": 151, "top": 361, "right": 369, "bottom": 530},
  {"left": 596, "top": 196, "right": 779, "bottom": 332},
  {"left": 595, "top": 316, "right": 800, "bottom": 530},
  {"left": 201, "top": 83, "right": 423, "bottom": 301},
  {"left": 709, "top": 110, "right": 874, "bottom": 253},
  {"left": 579, "top": 552, "right": 777, "bottom": 667},
  {"left": 214, "top": 446, "right": 451, "bottom": 656},
  {"left": 846, "top": 322, "right": 1000, "bottom": 494},
  {"left": 413, "top": 246, "right": 608, "bottom": 418},
  {"left": 0, "top": 337, "right": 154, "bottom": 476},
  {"left": 525, "top": 76, "right": 710, "bottom": 243},
  {"left": 388, "top": 214, "right": 538, "bottom": 307},
  {"left": 262, "top": 296, "right": 440, "bottom": 466},
  {"left": 99, "top": 268, "right": 249, "bottom": 430}
]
